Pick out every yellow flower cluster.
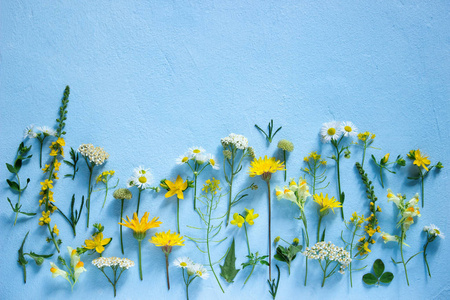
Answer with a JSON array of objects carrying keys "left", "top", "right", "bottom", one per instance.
[
  {"left": 202, "top": 177, "right": 221, "bottom": 195},
  {"left": 357, "top": 131, "right": 375, "bottom": 142},
  {"left": 96, "top": 170, "right": 115, "bottom": 184},
  {"left": 303, "top": 151, "right": 326, "bottom": 165},
  {"left": 230, "top": 208, "right": 259, "bottom": 227},
  {"left": 356, "top": 210, "right": 381, "bottom": 255},
  {"left": 49, "top": 137, "right": 65, "bottom": 157},
  {"left": 38, "top": 211, "right": 51, "bottom": 226}
]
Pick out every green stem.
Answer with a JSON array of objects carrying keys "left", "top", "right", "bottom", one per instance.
[
  {"left": 423, "top": 240, "right": 431, "bottom": 277},
  {"left": 283, "top": 150, "right": 287, "bottom": 181},
  {"left": 305, "top": 258, "right": 308, "bottom": 286},
  {"left": 86, "top": 165, "right": 93, "bottom": 228},
  {"left": 102, "top": 180, "right": 109, "bottom": 208},
  {"left": 39, "top": 140, "right": 43, "bottom": 168},
  {"left": 380, "top": 166, "right": 384, "bottom": 188},
  {"left": 244, "top": 265, "right": 256, "bottom": 285},
  {"left": 138, "top": 240, "right": 143, "bottom": 281},
  {"left": 336, "top": 155, "right": 343, "bottom": 220},
  {"left": 349, "top": 226, "right": 357, "bottom": 288},
  {"left": 120, "top": 199, "right": 124, "bottom": 254},
  {"left": 317, "top": 215, "right": 323, "bottom": 243},
  {"left": 186, "top": 280, "right": 190, "bottom": 300},
  {"left": 23, "top": 265, "right": 27, "bottom": 283},
  {"left": 207, "top": 194, "right": 224, "bottom": 293},
  {"left": 400, "top": 230, "right": 409, "bottom": 286},
  {"left": 193, "top": 174, "right": 198, "bottom": 211},
  {"left": 177, "top": 197, "right": 180, "bottom": 233},
  {"left": 421, "top": 174, "right": 425, "bottom": 208},
  {"left": 14, "top": 174, "right": 21, "bottom": 226},
  {"left": 226, "top": 153, "right": 235, "bottom": 227},
  {"left": 321, "top": 264, "right": 327, "bottom": 287},
  {"left": 361, "top": 144, "right": 367, "bottom": 168},
  {"left": 136, "top": 189, "right": 142, "bottom": 215},
  {"left": 47, "top": 223, "right": 60, "bottom": 253},
  {"left": 267, "top": 180, "right": 272, "bottom": 280},
  {"left": 165, "top": 253, "right": 170, "bottom": 290},
  {"left": 244, "top": 222, "right": 251, "bottom": 256}
]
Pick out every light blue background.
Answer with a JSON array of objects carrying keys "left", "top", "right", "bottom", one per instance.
[{"left": 1, "top": 1, "right": 449, "bottom": 299}]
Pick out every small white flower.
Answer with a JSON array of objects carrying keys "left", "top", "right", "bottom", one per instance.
[
  {"left": 206, "top": 153, "right": 220, "bottom": 170},
  {"left": 36, "top": 125, "right": 57, "bottom": 137},
  {"left": 380, "top": 232, "right": 398, "bottom": 243},
  {"left": 340, "top": 121, "right": 358, "bottom": 137},
  {"left": 424, "top": 224, "right": 445, "bottom": 239},
  {"left": 129, "top": 166, "right": 153, "bottom": 189},
  {"left": 191, "top": 263, "right": 209, "bottom": 279},
  {"left": 320, "top": 121, "right": 341, "bottom": 143},
  {"left": 187, "top": 146, "right": 206, "bottom": 159},
  {"left": 23, "top": 124, "right": 37, "bottom": 139},
  {"left": 173, "top": 257, "right": 193, "bottom": 269},
  {"left": 195, "top": 153, "right": 208, "bottom": 165},
  {"left": 176, "top": 154, "right": 190, "bottom": 165}
]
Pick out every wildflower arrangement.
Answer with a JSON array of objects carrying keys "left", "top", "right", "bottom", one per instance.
[
  {"left": 186, "top": 179, "right": 226, "bottom": 293},
  {"left": 371, "top": 153, "right": 405, "bottom": 188},
  {"left": 160, "top": 175, "right": 191, "bottom": 233},
  {"left": 302, "top": 151, "right": 329, "bottom": 195},
  {"left": 277, "top": 139, "right": 294, "bottom": 181},
  {"left": 113, "top": 188, "right": 133, "bottom": 254},
  {"left": 18, "top": 231, "right": 53, "bottom": 283},
  {"left": 255, "top": 119, "right": 282, "bottom": 143},
  {"left": 150, "top": 230, "right": 185, "bottom": 290},
  {"left": 355, "top": 162, "right": 381, "bottom": 255},
  {"left": 6, "top": 142, "right": 35, "bottom": 225},
  {"left": 95, "top": 170, "right": 119, "bottom": 208},
  {"left": 24, "top": 124, "right": 56, "bottom": 168},
  {"left": 221, "top": 133, "right": 256, "bottom": 225},
  {"left": 354, "top": 131, "right": 376, "bottom": 167},
  {"left": 275, "top": 177, "right": 311, "bottom": 285},
  {"left": 38, "top": 86, "right": 70, "bottom": 253},
  {"left": 63, "top": 147, "right": 79, "bottom": 180},
  {"left": 313, "top": 193, "right": 342, "bottom": 242},
  {"left": 383, "top": 189, "right": 421, "bottom": 285},
  {"left": 79, "top": 223, "right": 112, "bottom": 256},
  {"left": 92, "top": 257, "right": 134, "bottom": 297},
  {"left": 230, "top": 208, "right": 268, "bottom": 284},
  {"left": 119, "top": 212, "right": 162, "bottom": 280},
  {"left": 341, "top": 212, "right": 367, "bottom": 287},
  {"left": 320, "top": 121, "right": 357, "bottom": 220},
  {"left": 57, "top": 194, "right": 84, "bottom": 236},
  {"left": 50, "top": 246, "right": 86, "bottom": 290},
  {"left": 127, "top": 166, "right": 159, "bottom": 214},
  {"left": 175, "top": 146, "right": 219, "bottom": 211},
  {"left": 406, "top": 149, "right": 443, "bottom": 207},
  {"left": 174, "top": 257, "right": 209, "bottom": 300},
  {"left": 78, "top": 143, "right": 109, "bottom": 227},
  {"left": 248, "top": 155, "right": 285, "bottom": 279},
  {"left": 422, "top": 224, "right": 444, "bottom": 277},
  {"left": 303, "top": 241, "right": 352, "bottom": 287},
  {"left": 273, "top": 237, "right": 302, "bottom": 275}
]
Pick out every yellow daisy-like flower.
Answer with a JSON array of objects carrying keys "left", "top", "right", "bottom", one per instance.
[
  {"left": 164, "top": 175, "right": 188, "bottom": 200},
  {"left": 244, "top": 208, "right": 259, "bottom": 225},
  {"left": 230, "top": 213, "right": 245, "bottom": 227},
  {"left": 413, "top": 149, "right": 431, "bottom": 171},
  {"left": 119, "top": 212, "right": 162, "bottom": 241},
  {"left": 40, "top": 179, "right": 53, "bottom": 190},
  {"left": 150, "top": 230, "right": 185, "bottom": 252},
  {"left": 248, "top": 155, "right": 285, "bottom": 181},
  {"left": 83, "top": 232, "right": 112, "bottom": 254},
  {"left": 313, "top": 193, "right": 342, "bottom": 214}
]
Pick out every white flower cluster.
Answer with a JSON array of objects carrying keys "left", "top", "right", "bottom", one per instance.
[
  {"left": 176, "top": 147, "right": 219, "bottom": 170},
  {"left": 23, "top": 124, "right": 57, "bottom": 139},
  {"left": 303, "top": 241, "right": 352, "bottom": 274},
  {"left": 173, "top": 257, "right": 209, "bottom": 279},
  {"left": 92, "top": 257, "right": 135, "bottom": 269},
  {"left": 320, "top": 121, "right": 358, "bottom": 143},
  {"left": 78, "top": 143, "right": 109, "bottom": 165},
  {"left": 424, "top": 224, "right": 445, "bottom": 239},
  {"left": 127, "top": 166, "right": 153, "bottom": 189},
  {"left": 221, "top": 133, "right": 249, "bottom": 150}
]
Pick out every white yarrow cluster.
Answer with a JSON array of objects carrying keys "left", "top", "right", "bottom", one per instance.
[
  {"left": 303, "top": 241, "right": 352, "bottom": 274},
  {"left": 173, "top": 257, "right": 209, "bottom": 279},
  {"left": 320, "top": 121, "right": 358, "bottom": 143},
  {"left": 92, "top": 257, "right": 135, "bottom": 269},
  {"left": 221, "top": 133, "right": 249, "bottom": 150},
  {"left": 78, "top": 144, "right": 110, "bottom": 165}
]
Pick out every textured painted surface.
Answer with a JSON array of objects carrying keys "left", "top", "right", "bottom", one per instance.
[{"left": 1, "top": 1, "right": 449, "bottom": 299}]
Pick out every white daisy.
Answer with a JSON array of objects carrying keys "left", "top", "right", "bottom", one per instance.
[
  {"left": 320, "top": 121, "right": 341, "bottom": 143},
  {"left": 194, "top": 153, "right": 208, "bottom": 165},
  {"left": 340, "top": 121, "right": 358, "bottom": 137},
  {"left": 36, "top": 125, "right": 57, "bottom": 136},
  {"left": 127, "top": 177, "right": 137, "bottom": 188},
  {"left": 173, "top": 257, "right": 193, "bottom": 269},
  {"left": 187, "top": 146, "right": 206, "bottom": 159},
  {"left": 206, "top": 153, "right": 220, "bottom": 170},
  {"left": 176, "top": 154, "right": 190, "bottom": 165},
  {"left": 424, "top": 224, "right": 445, "bottom": 239},
  {"left": 130, "top": 166, "right": 153, "bottom": 189},
  {"left": 191, "top": 263, "right": 209, "bottom": 279},
  {"left": 23, "top": 124, "right": 37, "bottom": 139},
  {"left": 133, "top": 166, "right": 151, "bottom": 176}
]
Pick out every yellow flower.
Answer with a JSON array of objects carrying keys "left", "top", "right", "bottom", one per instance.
[
  {"left": 274, "top": 236, "right": 280, "bottom": 243},
  {"left": 164, "top": 175, "right": 188, "bottom": 199},
  {"left": 362, "top": 241, "right": 371, "bottom": 253},
  {"left": 413, "top": 149, "right": 431, "bottom": 171},
  {"left": 248, "top": 155, "right": 285, "bottom": 181},
  {"left": 150, "top": 230, "right": 185, "bottom": 252},
  {"left": 53, "top": 224, "right": 59, "bottom": 236},
  {"left": 83, "top": 232, "right": 112, "bottom": 254},
  {"left": 38, "top": 211, "right": 51, "bottom": 226},
  {"left": 313, "top": 193, "right": 342, "bottom": 214},
  {"left": 303, "top": 156, "right": 309, "bottom": 162},
  {"left": 381, "top": 153, "right": 390, "bottom": 164},
  {"left": 40, "top": 179, "right": 53, "bottom": 190},
  {"left": 293, "top": 238, "right": 300, "bottom": 244},
  {"left": 54, "top": 159, "right": 61, "bottom": 171},
  {"left": 119, "top": 212, "right": 162, "bottom": 241},
  {"left": 366, "top": 228, "right": 376, "bottom": 237},
  {"left": 53, "top": 172, "right": 59, "bottom": 180},
  {"left": 230, "top": 213, "right": 245, "bottom": 228},
  {"left": 42, "top": 164, "right": 50, "bottom": 173},
  {"left": 244, "top": 208, "right": 259, "bottom": 225},
  {"left": 202, "top": 177, "right": 221, "bottom": 195},
  {"left": 56, "top": 137, "right": 65, "bottom": 147}
]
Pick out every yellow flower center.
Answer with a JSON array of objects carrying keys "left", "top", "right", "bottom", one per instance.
[
  {"left": 182, "top": 157, "right": 189, "bottom": 163},
  {"left": 50, "top": 267, "right": 57, "bottom": 273},
  {"left": 210, "top": 159, "right": 215, "bottom": 166},
  {"left": 344, "top": 125, "right": 352, "bottom": 132},
  {"left": 180, "top": 262, "right": 187, "bottom": 267},
  {"left": 435, "top": 229, "right": 440, "bottom": 234},
  {"left": 327, "top": 128, "right": 336, "bottom": 135},
  {"left": 139, "top": 176, "right": 147, "bottom": 183},
  {"left": 276, "top": 191, "right": 282, "bottom": 196},
  {"left": 197, "top": 271, "right": 202, "bottom": 276},
  {"left": 193, "top": 149, "right": 201, "bottom": 153}
]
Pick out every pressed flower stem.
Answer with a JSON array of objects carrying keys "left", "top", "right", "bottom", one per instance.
[
  {"left": 317, "top": 215, "right": 324, "bottom": 243},
  {"left": 423, "top": 240, "right": 431, "bottom": 277},
  {"left": 283, "top": 150, "right": 287, "bottom": 181},
  {"left": 186, "top": 280, "right": 189, "bottom": 300},
  {"left": 39, "top": 140, "right": 44, "bottom": 168},
  {"left": 349, "top": 225, "right": 358, "bottom": 288},
  {"left": 400, "top": 230, "right": 409, "bottom": 286},
  {"left": 421, "top": 174, "right": 425, "bottom": 208},
  {"left": 225, "top": 150, "right": 235, "bottom": 226},
  {"left": 120, "top": 199, "right": 124, "bottom": 254},
  {"left": 267, "top": 180, "right": 272, "bottom": 280},
  {"left": 177, "top": 197, "right": 180, "bottom": 233},
  {"left": 136, "top": 189, "right": 142, "bottom": 215},
  {"left": 13, "top": 174, "right": 21, "bottom": 226},
  {"left": 165, "top": 253, "right": 170, "bottom": 290},
  {"left": 102, "top": 179, "right": 109, "bottom": 208},
  {"left": 22, "top": 265, "right": 27, "bottom": 283},
  {"left": 300, "top": 209, "right": 309, "bottom": 286},
  {"left": 138, "top": 240, "right": 143, "bottom": 280},
  {"left": 206, "top": 192, "right": 224, "bottom": 293},
  {"left": 332, "top": 138, "right": 345, "bottom": 220},
  {"left": 361, "top": 144, "right": 367, "bottom": 168},
  {"left": 244, "top": 223, "right": 251, "bottom": 256},
  {"left": 47, "top": 223, "right": 60, "bottom": 253},
  {"left": 84, "top": 158, "right": 94, "bottom": 228},
  {"left": 193, "top": 174, "right": 198, "bottom": 211}
]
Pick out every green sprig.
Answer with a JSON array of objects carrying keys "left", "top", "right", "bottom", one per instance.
[
  {"left": 18, "top": 231, "right": 53, "bottom": 283},
  {"left": 255, "top": 119, "right": 282, "bottom": 143}
]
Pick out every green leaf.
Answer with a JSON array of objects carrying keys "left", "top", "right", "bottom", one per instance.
[
  {"left": 25, "top": 252, "right": 54, "bottom": 266},
  {"left": 219, "top": 238, "right": 240, "bottom": 283},
  {"left": 340, "top": 192, "right": 345, "bottom": 204},
  {"left": 6, "top": 163, "right": 16, "bottom": 174},
  {"left": 18, "top": 231, "right": 29, "bottom": 266},
  {"left": 7, "top": 179, "right": 20, "bottom": 192},
  {"left": 373, "top": 259, "right": 385, "bottom": 278},
  {"left": 379, "top": 272, "right": 394, "bottom": 284},
  {"left": 362, "top": 273, "right": 378, "bottom": 285},
  {"left": 19, "top": 211, "right": 36, "bottom": 216},
  {"left": 320, "top": 228, "right": 326, "bottom": 242},
  {"left": 14, "top": 159, "right": 22, "bottom": 172}
]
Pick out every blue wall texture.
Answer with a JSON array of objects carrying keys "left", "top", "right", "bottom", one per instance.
[{"left": 1, "top": 1, "right": 449, "bottom": 299}]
